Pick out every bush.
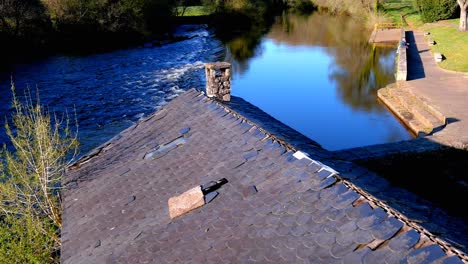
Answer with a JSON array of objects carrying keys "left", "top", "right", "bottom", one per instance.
[
  {"left": 413, "top": 0, "right": 458, "bottom": 23},
  {"left": 0, "top": 214, "right": 58, "bottom": 263},
  {"left": 0, "top": 84, "right": 78, "bottom": 263}
]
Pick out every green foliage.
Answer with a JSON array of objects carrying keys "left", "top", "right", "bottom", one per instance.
[
  {"left": 289, "top": 0, "right": 317, "bottom": 13},
  {"left": 0, "top": 83, "right": 78, "bottom": 262},
  {"left": 176, "top": 5, "right": 214, "bottom": 16},
  {"left": 413, "top": 0, "right": 458, "bottom": 23},
  {"left": 0, "top": 215, "right": 58, "bottom": 263},
  {"left": 0, "top": 0, "right": 50, "bottom": 37}
]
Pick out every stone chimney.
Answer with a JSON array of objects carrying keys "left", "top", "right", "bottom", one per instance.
[{"left": 205, "top": 62, "right": 231, "bottom": 102}]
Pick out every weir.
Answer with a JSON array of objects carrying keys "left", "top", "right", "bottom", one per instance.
[{"left": 61, "top": 82, "right": 467, "bottom": 263}]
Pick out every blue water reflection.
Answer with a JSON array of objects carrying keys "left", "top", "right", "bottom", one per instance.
[{"left": 229, "top": 14, "right": 412, "bottom": 150}]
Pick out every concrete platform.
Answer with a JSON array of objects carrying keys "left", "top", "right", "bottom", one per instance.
[
  {"left": 380, "top": 30, "right": 468, "bottom": 149},
  {"left": 369, "top": 28, "right": 402, "bottom": 44}
]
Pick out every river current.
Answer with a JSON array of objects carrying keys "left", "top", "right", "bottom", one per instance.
[
  {"left": 0, "top": 25, "right": 224, "bottom": 155},
  {"left": 0, "top": 13, "right": 412, "bottom": 156}
]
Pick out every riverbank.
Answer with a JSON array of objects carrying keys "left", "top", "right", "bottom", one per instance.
[{"left": 382, "top": 1, "right": 468, "bottom": 72}]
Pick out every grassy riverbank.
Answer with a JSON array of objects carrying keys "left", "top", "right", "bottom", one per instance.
[
  {"left": 421, "top": 21, "right": 468, "bottom": 72},
  {"left": 382, "top": 0, "right": 468, "bottom": 72}
]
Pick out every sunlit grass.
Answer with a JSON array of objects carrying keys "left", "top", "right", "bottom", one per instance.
[
  {"left": 422, "top": 25, "right": 468, "bottom": 72},
  {"left": 382, "top": 1, "right": 467, "bottom": 72},
  {"left": 381, "top": 0, "right": 423, "bottom": 28},
  {"left": 176, "top": 6, "right": 213, "bottom": 16}
]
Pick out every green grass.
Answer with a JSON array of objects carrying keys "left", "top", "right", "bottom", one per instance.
[
  {"left": 422, "top": 24, "right": 468, "bottom": 72},
  {"left": 382, "top": 1, "right": 467, "bottom": 72},
  {"left": 381, "top": 0, "right": 416, "bottom": 24},
  {"left": 176, "top": 6, "right": 213, "bottom": 16},
  {"left": 381, "top": 0, "right": 423, "bottom": 27}
]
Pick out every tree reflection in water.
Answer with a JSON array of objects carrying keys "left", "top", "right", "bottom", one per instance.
[{"left": 221, "top": 11, "right": 397, "bottom": 111}]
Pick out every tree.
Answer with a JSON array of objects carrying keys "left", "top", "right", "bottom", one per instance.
[
  {"left": 0, "top": 0, "right": 46, "bottom": 36},
  {"left": 0, "top": 84, "right": 78, "bottom": 262},
  {"left": 458, "top": 0, "right": 468, "bottom": 31}
]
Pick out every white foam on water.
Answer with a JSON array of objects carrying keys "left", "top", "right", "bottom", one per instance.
[{"left": 163, "top": 61, "right": 205, "bottom": 82}]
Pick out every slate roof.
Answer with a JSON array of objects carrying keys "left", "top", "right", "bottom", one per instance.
[{"left": 61, "top": 89, "right": 467, "bottom": 264}]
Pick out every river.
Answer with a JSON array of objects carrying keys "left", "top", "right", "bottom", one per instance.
[
  {"left": 1, "top": 11, "right": 466, "bottom": 252},
  {"left": 0, "top": 12, "right": 412, "bottom": 156}
]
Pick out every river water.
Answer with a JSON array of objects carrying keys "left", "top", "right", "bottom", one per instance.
[{"left": 0, "top": 12, "right": 412, "bottom": 156}]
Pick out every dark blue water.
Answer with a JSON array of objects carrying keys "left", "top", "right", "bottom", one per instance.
[
  {"left": 0, "top": 13, "right": 412, "bottom": 156},
  {"left": 0, "top": 25, "right": 224, "bottom": 155}
]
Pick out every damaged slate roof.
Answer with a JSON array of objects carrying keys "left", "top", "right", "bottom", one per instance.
[{"left": 61, "top": 89, "right": 467, "bottom": 263}]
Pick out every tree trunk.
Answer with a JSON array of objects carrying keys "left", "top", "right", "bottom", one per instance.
[{"left": 461, "top": 7, "right": 467, "bottom": 32}]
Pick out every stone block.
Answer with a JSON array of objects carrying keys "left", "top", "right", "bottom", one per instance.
[{"left": 168, "top": 186, "right": 204, "bottom": 219}]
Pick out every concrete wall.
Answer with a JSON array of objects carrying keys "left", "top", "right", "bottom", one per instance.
[{"left": 396, "top": 27, "right": 407, "bottom": 81}]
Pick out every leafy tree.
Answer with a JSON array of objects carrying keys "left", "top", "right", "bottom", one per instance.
[{"left": 0, "top": 0, "right": 48, "bottom": 36}]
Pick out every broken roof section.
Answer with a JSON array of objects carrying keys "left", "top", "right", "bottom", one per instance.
[{"left": 62, "top": 89, "right": 467, "bottom": 263}]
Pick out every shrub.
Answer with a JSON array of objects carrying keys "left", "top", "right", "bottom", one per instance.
[
  {"left": 413, "top": 0, "right": 458, "bottom": 23},
  {"left": 0, "top": 83, "right": 78, "bottom": 263}
]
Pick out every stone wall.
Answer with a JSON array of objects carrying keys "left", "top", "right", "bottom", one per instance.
[{"left": 396, "top": 27, "right": 408, "bottom": 81}]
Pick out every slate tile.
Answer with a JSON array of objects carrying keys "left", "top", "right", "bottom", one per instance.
[
  {"left": 356, "top": 209, "right": 387, "bottom": 230},
  {"left": 388, "top": 229, "right": 421, "bottom": 252},
  {"left": 264, "top": 250, "right": 284, "bottom": 263},
  {"left": 326, "top": 208, "right": 346, "bottom": 222},
  {"left": 333, "top": 191, "right": 361, "bottom": 210},
  {"left": 315, "top": 232, "right": 336, "bottom": 248},
  {"left": 286, "top": 201, "right": 304, "bottom": 215},
  {"left": 352, "top": 229, "right": 374, "bottom": 245},
  {"left": 281, "top": 215, "right": 298, "bottom": 227},
  {"left": 337, "top": 219, "right": 358, "bottom": 234},
  {"left": 441, "top": 256, "right": 465, "bottom": 264},
  {"left": 275, "top": 225, "right": 291, "bottom": 237},
  {"left": 296, "top": 244, "right": 314, "bottom": 260},
  {"left": 330, "top": 241, "right": 357, "bottom": 259},
  {"left": 336, "top": 232, "right": 357, "bottom": 247},
  {"left": 363, "top": 247, "right": 397, "bottom": 264},
  {"left": 296, "top": 213, "right": 312, "bottom": 226},
  {"left": 371, "top": 217, "right": 404, "bottom": 241},
  {"left": 62, "top": 90, "right": 458, "bottom": 264},
  {"left": 404, "top": 244, "right": 447, "bottom": 264},
  {"left": 317, "top": 169, "right": 335, "bottom": 180},
  {"left": 291, "top": 225, "right": 309, "bottom": 237},
  {"left": 279, "top": 248, "right": 298, "bottom": 262},
  {"left": 341, "top": 248, "right": 372, "bottom": 264},
  {"left": 319, "top": 176, "right": 337, "bottom": 190}
]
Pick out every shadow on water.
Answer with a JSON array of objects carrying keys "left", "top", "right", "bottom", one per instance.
[
  {"left": 219, "top": 12, "right": 466, "bottom": 251},
  {"left": 225, "top": 96, "right": 467, "bottom": 253},
  {"left": 352, "top": 143, "right": 468, "bottom": 252},
  {"left": 226, "top": 96, "right": 326, "bottom": 154},
  {"left": 406, "top": 31, "right": 426, "bottom": 80}
]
